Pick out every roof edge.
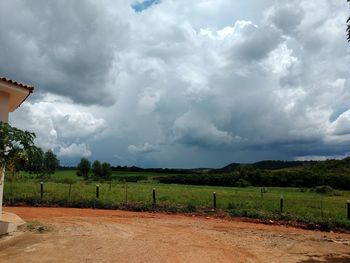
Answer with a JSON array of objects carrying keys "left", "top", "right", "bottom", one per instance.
[{"left": 0, "top": 76, "right": 34, "bottom": 92}]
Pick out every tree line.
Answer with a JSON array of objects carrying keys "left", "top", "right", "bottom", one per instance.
[
  {"left": 157, "top": 158, "right": 350, "bottom": 190},
  {"left": 20, "top": 148, "right": 60, "bottom": 177},
  {"left": 76, "top": 158, "right": 112, "bottom": 180}
]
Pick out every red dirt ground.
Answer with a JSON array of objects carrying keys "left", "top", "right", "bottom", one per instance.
[{"left": 1, "top": 207, "right": 350, "bottom": 263}]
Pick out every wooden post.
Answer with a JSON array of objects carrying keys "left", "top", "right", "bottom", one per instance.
[
  {"left": 96, "top": 184, "right": 100, "bottom": 199},
  {"left": 213, "top": 192, "right": 217, "bottom": 209},
  {"left": 347, "top": 200, "right": 350, "bottom": 220},
  {"left": 40, "top": 182, "right": 43, "bottom": 199},
  {"left": 69, "top": 183, "right": 72, "bottom": 198},
  {"left": 125, "top": 182, "right": 128, "bottom": 204},
  {"left": 152, "top": 188, "right": 156, "bottom": 205},
  {"left": 280, "top": 196, "right": 284, "bottom": 213}
]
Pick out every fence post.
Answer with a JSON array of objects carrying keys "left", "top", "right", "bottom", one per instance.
[
  {"left": 125, "top": 182, "right": 128, "bottom": 204},
  {"left": 152, "top": 188, "right": 156, "bottom": 205},
  {"left": 347, "top": 200, "right": 350, "bottom": 220},
  {"left": 96, "top": 184, "right": 100, "bottom": 199},
  {"left": 69, "top": 183, "right": 72, "bottom": 198},
  {"left": 213, "top": 192, "right": 217, "bottom": 209},
  {"left": 280, "top": 196, "right": 284, "bottom": 213},
  {"left": 40, "top": 182, "right": 43, "bottom": 199}
]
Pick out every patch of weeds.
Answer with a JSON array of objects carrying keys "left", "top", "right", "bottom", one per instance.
[
  {"left": 227, "top": 202, "right": 236, "bottom": 210},
  {"left": 184, "top": 203, "right": 196, "bottom": 212},
  {"left": 26, "top": 221, "right": 52, "bottom": 233}
]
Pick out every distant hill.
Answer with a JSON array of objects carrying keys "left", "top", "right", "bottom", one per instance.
[
  {"left": 209, "top": 163, "right": 241, "bottom": 173},
  {"left": 251, "top": 160, "right": 310, "bottom": 170},
  {"left": 110, "top": 165, "right": 208, "bottom": 174},
  {"left": 209, "top": 160, "right": 310, "bottom": 174},
  {"left": 158, "top": 157, "right": 350, "bottom": 189}
]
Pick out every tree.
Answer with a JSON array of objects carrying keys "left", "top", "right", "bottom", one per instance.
[
  {"left": 92, "top": 160, "right": 102, "bottom": 178},
  {"left": 25, "top": 147, "right": 44, "bottom": 175},
  {"left": 0, "top": 122, "right": 38, "bottom": 181},
  {"left": 77, "top": 158, "right": 91, "bottom": 178},
  {"left": 101, "top": 162, "right": 112, "bottom": 179},
  {"left": 43, "top": 150, "right": 59, "bottom": 175}
]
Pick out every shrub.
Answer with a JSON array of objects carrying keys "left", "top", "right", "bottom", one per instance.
[
  {"left": 235, "top": 179, "right": 251, "bottom": 188},
  {"left": 314, "top": 185, "right": 335, "bottom": 194}
]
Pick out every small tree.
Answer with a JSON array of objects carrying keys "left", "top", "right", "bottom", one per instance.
[
  {"left": 101, "top": 162, "right": 112, "bottom": 179},
  {"left": 43, "top": 150, "right": 59, "bottom": 175},
  {"left": 0, "top": 122, "right": 38, "bottom": 182},
  {"left": 25, "top": 147, "right": 44, "bottom": 175},
  {"left": 77, "top": 158, "right": 91, "bottom": 179},
  {"left": 92, "top": 160, "right": 102, "bottom": 178}
]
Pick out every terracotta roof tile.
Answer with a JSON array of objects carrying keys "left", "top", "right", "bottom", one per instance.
[{"left": 0, "top": 76, "right": 34, "bottom": 92}]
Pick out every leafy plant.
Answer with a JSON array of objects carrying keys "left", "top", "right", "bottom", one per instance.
[{"left": 0, "top": 122, "right": 38, "bottom": 182}]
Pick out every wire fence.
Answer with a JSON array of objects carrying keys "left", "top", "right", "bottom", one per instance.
[{"left": 4, "top": 180, "right": 350, "bottom": 223}]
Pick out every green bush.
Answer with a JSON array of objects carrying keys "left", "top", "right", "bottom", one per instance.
[
  {"left": 314, "top": 185, "right": 335, "bottom": 194},
  {"left": 235, "top": 179, "right": 251, "bottom": 187}
]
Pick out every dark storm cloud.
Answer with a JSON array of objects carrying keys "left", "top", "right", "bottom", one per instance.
[{"left": 0, "top": 0, "right": 127, "bottom": 105}]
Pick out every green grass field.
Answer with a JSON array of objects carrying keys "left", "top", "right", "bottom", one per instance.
[{"left": 4, "top": 170, "right": 350, "bottom": 230}]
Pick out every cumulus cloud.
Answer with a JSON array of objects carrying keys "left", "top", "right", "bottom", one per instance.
[
  {"left": 128, "top": 142, "right": 159, "bottom": 154},
  {"left": 11, "top": 93, "right": 107, "bottom": 160},
  {"left": 58, "top": 143, "right": 92, "bottom": 158},
  {"left": 137, "top": 87, "right": 162, "bottom": 114},
  {"left": 4, "top": 0, "right": 350, "bottom": 167}
]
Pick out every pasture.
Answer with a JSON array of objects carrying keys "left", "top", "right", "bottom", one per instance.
[{"left": 3, "top": 170, "right": 350, "bottom": 230}]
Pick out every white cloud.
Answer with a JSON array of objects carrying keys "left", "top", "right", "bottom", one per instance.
[
  {"left": 128, "top": 142, "right": 159, "bottom": 154},
  {"left": 137, "top": 87, "right": 162, "bottom": 114},
  {"left": 11, "top": 93, "right": 107, "bottom": 157},
  {"left": 331, "top": 109, "right": 350, "bottom": 136},
  {"left": 261, "top": 42, "right": 298, "bottom": 75},
  {"left": 58, "top": 143, "right": 92, "bottom": 158},
  {"left": 295, "top": 153, "right": 350, "bottom": 162}
]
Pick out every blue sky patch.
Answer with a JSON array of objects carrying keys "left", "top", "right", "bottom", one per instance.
[{"left": 132, "top": 0, "right": 161, "bottom": 12}]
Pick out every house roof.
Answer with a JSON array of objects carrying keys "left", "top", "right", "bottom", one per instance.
[
  {"left": 0, "top": 76, "right": 34, "bottom": 92},
  {"left": 0, "top": 76, "right": 34, "bottom": 111}
]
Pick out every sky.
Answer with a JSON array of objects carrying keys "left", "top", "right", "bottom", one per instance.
[{"left": 1, "top": 0, "right": 350, "bottom": 168}]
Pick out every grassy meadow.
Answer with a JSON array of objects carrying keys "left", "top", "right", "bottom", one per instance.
[{"left": 3, "top": 169, "right": 350, "bottom": 230}]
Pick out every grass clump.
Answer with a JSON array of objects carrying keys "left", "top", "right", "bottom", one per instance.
[{"left": 26, "top": 221, "right": 52, "bottom": 233}]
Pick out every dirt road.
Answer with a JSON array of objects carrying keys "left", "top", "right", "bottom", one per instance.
[{"left": 0, "top": 207, "right": 349, "bottom": 263}]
